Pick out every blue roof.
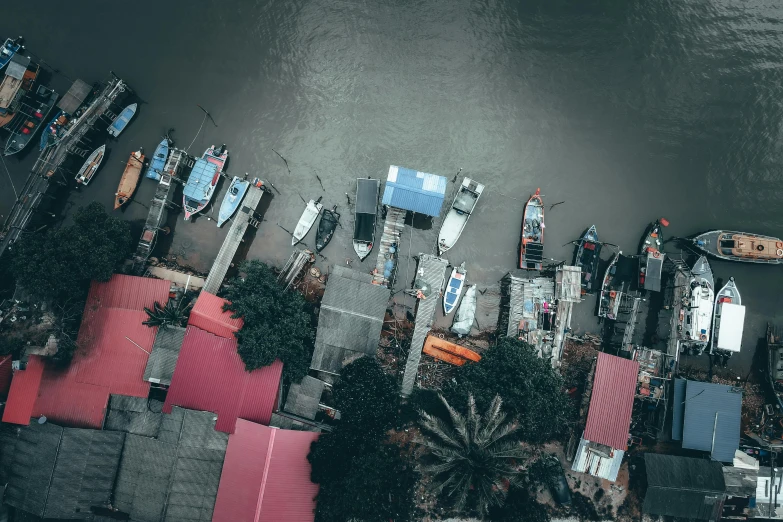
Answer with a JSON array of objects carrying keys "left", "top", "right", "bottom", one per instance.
[
  {"left": 677, "top": 379, "right": 742, "bottom": 462},
  {"left": 381, "top": 165, "right": 447, "bottom": 217},
  {"left": 183, "top": 158, "right": 218, "bottom": 201}
]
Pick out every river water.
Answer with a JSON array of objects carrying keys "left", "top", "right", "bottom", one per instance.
[{"left": 2, "top": 0, "right": 783, "bottom": 374}]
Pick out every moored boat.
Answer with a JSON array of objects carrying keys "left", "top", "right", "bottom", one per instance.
[
  {"left": 107, "top": 103, "right": 137, "bottom": 137},
  {"left": 75, "top": 145, "right": 106, "bottom": 186},
  {"left": 316, "top": 205, "right": 340, "bottom": 252},
  {"left": 144, "top": 137, "right": 171, "bottom": 180},
  {"left": 443, "top": 262, "right": 467, "bottom": 315},
  {"left": 182, "top": 158, "right": 219, "bottom": 221},
  {"left": 4, "top": 85, "right": 58, "bottom": 156},
  {"left": 638, "top": 218, "right": 668, "bottom": 292},
  {"left": 680, "top": 256, "right": 714, "bottom": 351},
  {"left": 573, "top": 225, "right": 602, "bottom": 294},
  {"left": 114, "top": 149, "right": 145, "bottom": 209},
  {"left": 710, "top": 277, "right": 745, "bottom": 357},
  {"left": 519, "top": 188, "right": 544, "bottom": 270},
  {"left": 598, "top": 252, "right": 637, "bottom": 320},
  {"left": 40, "top": 110, "right": 67, "bottom": 151},
  {"left": 0, "top": 56, "right": 38, "bottom": 129},
  {"left": 353, "top": 178, "right": 379, "bottom": 259},
  {"left": 292, "top": 197, "right": 323, "bottom": 245},
  {"left": 438, "top": 177, "right": 485, "bottom": 255},
  {"left": 0, "top": 37, "right": 23, "bottom": 70},
  {"left": 204, "top": 143, "right": 228, "bottom": 173},
  {"left": 451, "top": 284, "right": 477, "bottom": 337},
  {"left": 692, "top": 230, "right": 783, "bottom": 265},
  {"left": 216, "top": 176, "right": 249, "bottom": 227}
]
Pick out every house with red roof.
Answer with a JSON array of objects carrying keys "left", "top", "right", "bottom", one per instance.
[
  {"left": 571, "top": 352, "right": 639, "bottom": 481},
  {"left": 213, "top": 419, "right": 320, "bottom": 522},
  {"left": 187, "top": 290, "right": 243, "bottom": 339}
]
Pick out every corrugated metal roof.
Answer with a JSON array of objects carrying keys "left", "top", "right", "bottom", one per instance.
[
  {"left": 643, "top": 453, "right": 725, "bottom": 520},
  {"left": 672, "top": 378, "right": 687, "bottom": 440},
  {"left": 356, "top": 178, "right": 379, "bottom": 214},
  {"left": 681, "top": 380, "right": 742, "bottom": 462},
  {"left": 1, "top": 355, "right": 44, "bottom": 424},
  {"left": 162, "top": 326, "right": 283, "bottom": 433},
  {"left": 0, "top": 354, "right": 12, "bottom": 397},
  {"left": 188, "top": 291, "right": 244, "bottom": 339},
  {"left": 6, "top": 54, "right": 29, "bottom": 80},
  {"left": 213, "top": 420, "right": 319, "bottom": 522},
  {"left": 57, "top": 78, "right": 91, "bottom": 114},
  {"left": 144, "top": 325, "right": 186, "bottom": 385},
  {"left": 583, "top": 352, "right": 639, "bottom": 450},
  {"left": 104, "top": 394, "right": 164, "bottom": 437},
  {"left": 381, "top": 165, "right": 447, "bottom": 216}
]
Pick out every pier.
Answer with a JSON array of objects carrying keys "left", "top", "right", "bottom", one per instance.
[{"left": 372, "top": 207, "right": 406, "bottom": 286}]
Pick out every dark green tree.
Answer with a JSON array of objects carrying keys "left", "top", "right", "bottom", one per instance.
[
  {"left": 223, "top": 260, "right": 314, "bottom": 380},
  {"left": 442, "top": 337, "right": 570, "bottom": 443},
  {"left": 489, "top": 486, "right": 550, "bottom": 522},
  {"left": 333, "top": 356, "right": 398, "bottom": 437}
]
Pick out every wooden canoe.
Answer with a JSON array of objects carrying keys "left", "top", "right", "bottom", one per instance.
[
  {"left": 115, "top": 149, "right": 144, "bottom": 210},
  {"left": 424, "top": 335, "right": 481, "bottom": 362},
  {"left": 422, "top": 344, "right": 466, "bottom": 366}
]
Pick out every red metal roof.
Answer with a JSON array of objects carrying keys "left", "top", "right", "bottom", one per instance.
[
  {"left": 1, "top": 275, "right": 170, "bottom": 427},
  {"left": 0, "top": 354, "right": 12, "bottom": 398},
  {"left": 213, "top": 420, "right": 319, "bottom": 522},
  {"left": 162, "top": 326, "right": 282, "bottom": 433},
  {"left": 583, "top": 352, "right": 639, "bottom": 450},
  {"left": 188, "top": 291, "right": 244, "bottom": 339}
]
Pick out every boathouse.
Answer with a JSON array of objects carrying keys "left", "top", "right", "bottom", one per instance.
[
  {"left": 381, "top": 165, "right": 447, "bottom": 216},
  {"left": 643, "top": 453, "right": 726, "bottom": 521}
]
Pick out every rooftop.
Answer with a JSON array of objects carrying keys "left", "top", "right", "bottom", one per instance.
[
  {"left": 188, "top": 291, "right": 244, "bottom": 339},
  {"left": 381, "top": 165, "right": 447, "bottom": 216},
  {"left": 144, "top": 325, "right": 186, "bottom": 385},
  {"left": 643, "top": 453, "right": 725, "bottom": 521},
  {"left": 583, "top": 352, "right": 639, "bottom": 450}
]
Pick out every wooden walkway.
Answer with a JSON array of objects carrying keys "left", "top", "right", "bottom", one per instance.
[
  {"left": 372, "top": 207, "right": 406, "bottom": 287},
  {"left": 203, "top": 187, "right": 265, "bottom": 294}
]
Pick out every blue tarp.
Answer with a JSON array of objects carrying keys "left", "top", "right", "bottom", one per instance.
[
  {"left": 183, "top": 158, "right": 218, "bottom": 201},
  {"left": 381, "top": 165, "right": 446, "bottom": 217}
]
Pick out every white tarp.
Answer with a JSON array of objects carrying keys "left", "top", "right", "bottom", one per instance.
[{"left": 718, "top": 303, "right": 745, "bottom": 352}]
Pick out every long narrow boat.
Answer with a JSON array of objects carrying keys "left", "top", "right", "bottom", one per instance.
[
  {"left": 710, "top": 277, "right": 744, "bottom": 357},
  {"left": 182, "top": 145, "right": 227, "bottom": 220},
  {"left": 4, "top": 85, "right": 58, "bottom": 156},
  {"left": 107, "top": 103, "right": 137, "bottom": 137},
  {"left": 75, "top": 145, "right": 106, "bottom": 186},
  {"left": 443, "top": 262, "right": 466, "bottom": 315},
  {"left": 0, "top": 37, "right": 23, "bottom": 70},
  {"left": 519, "top": 188, "right": 544, "bottom": 270},
  {"left": 353, "top": 178, "right": 379, "bottom": 259},
  {"left": 114, "top": 149, "right": 145, "bottom": 209},
  {"left": 573, "top": 225, "right": 602, "bottom": 294},
  {"left": 598, "top": 251, "right": 622, "bottom": 319},
  {"left": 638, "top": 218, "right": 668, "bottom": 291},
  {"left": 438, "top": 177, "right": 485, "bottom": 255},
  {"left": 451, "top": 284, "right": 477, "bottom": 337},
  {"left": 144, "top": 137, "right": 171, "bottom": 180},
  {"left": 216, "top": 176, "right": 249, "bottom": 227},
  {"left": 680, "top": 256, "right": 714, "bottom": 351},
  {"left": 692, "top": 230, "right": 783, "bottom": 265},
  {"left": 316, "top": 205, "right": 340, "bottom": 252},
  {"left": 292, "top": 197, "right": 323, "bottom": 245}
]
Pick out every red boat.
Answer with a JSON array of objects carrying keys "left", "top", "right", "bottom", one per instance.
[{"left": 519, "top": 188, "right": 544, "bottom": 270}]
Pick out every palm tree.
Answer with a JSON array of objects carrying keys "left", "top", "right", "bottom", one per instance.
[
  {"left": 416, "top": 393, "right": 526, "bottom": 516},
  {"left": 142, "top": 299, "right": 187, "bottom": 329}
]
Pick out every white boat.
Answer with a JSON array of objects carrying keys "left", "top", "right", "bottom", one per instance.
[
  {"left": 292, "top": 197, "right": 323, "bottom": 245},
  {"left": 451, "top": 284, "right": 477, "bottom": 337},
  {"left": 443, "top": 263, "right": 467, "bottom": 315},
  {"left": 710, "top": 277, "right": 745, "bottom": 356},
  {"left": 217, "top": 176, "right": 250, "bottom": 227},
  {"left": 682, "top": 256, "right": 715, "bottom": 349},
  {"left": 74, "top": 144, "right": 106, "bottom": 186},
  {"left": 438, "top": 177, "right": 485, "bottom": 255}
]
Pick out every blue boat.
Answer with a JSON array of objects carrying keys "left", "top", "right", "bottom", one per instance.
[
  {"left": 144, "top": 137, "right": 171, "bottom": 180},
  {"left": 0, "top": 37, "right": 23, "bottom": 71},
  {"left": 443, "top": 262, "right": 467, "bottom": 315},
  {"left": 107, "top": 102, "right": 137, "bottom": 137},
  {"left": 217, "top": 176, "right": 250, "bottom": 227},
  {"left": 39, "top": 110, "right": 65, "bottom": 151}
]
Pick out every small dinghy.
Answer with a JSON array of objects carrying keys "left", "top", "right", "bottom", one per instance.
[
  {"left": 573, "top": 225, "right": 602, "bottom": 294},
  {"left": 217, "top": 176, "right": 249, "bottom": 227},
  {"left": 292, "top": 197, "right": 323, "bottom": 245},
  {"left": 316, "top": 205, "right": 340, "bottom": 252},
  {"left": 145, "top": 136, "right": 171, "bottom": 180},
  {"left": 451, "top": 284, "right": 477, "bottom": 337},
  {"left": 438, "top": 177, "right": 485, "bottom": 255},
  {"left": 353, "top": 178, "right": 379, "bottom": 259},
  {"left": 114, "top": 149, "right": 144, "bottom": 209},
  {"left": 75, "top": 144, "right": 106, "bottom": 186},
  {"left": 443, "top": 262, "right": 467, "bottom": 315},
  {"left": 108, "top": 103, "right": 137, "bottom": 137},
  {"left": 710, "top": 277, "right": 745, "bottom": 357},
  {"left": 519, "top": 188, "right": 545, "bottom": 270}
]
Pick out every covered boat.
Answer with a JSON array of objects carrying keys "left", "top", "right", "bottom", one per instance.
[
  {"left": 182, "top": 158, "right": 219, "bottom": 220},
  {"left": 451, "top": 284, "right": 477, "bottom": 336},
  {"left": 144, "top": 137, "right": 171, "bottom": 180},
  {"left": 638, "top": 218, "right": 668, "bottom": 292},
  {"left": 292, "top": 197, "right": 323, "bottom": 245},
  {"left": 681, "top": 256, "right": 714, "bottom": 350},
  {"left": 573, "top": 225, "right": 602, "bottom": 294},
  {"left": 438, "top": 177, "right": 485, "bottom": 255},
  {"left": 316, "top": 205, "right": 340, "bottom": 252},
  {"left": 443, "top": 263, "right": 467, "bottom": 315},
  {"left": 519, "top": 188, "right": 544, "bottom": 270},
  {"left": 217, "top": 176, "right": 249, "bottom": 227},
  {"left": 4, "top": 85, "right": 58, "bottom": 156},
  {"left": 353, "top": 178, "right": 379, "bottom": 259},
  {"left": 598, "top": 252, "right": 636, "bottom": 320},
  {"left": 75, "top": 145, "right": 106, "bottom": 186},
  {"left": 692, "top": 230, "right": 783, "bottom": 265},
  {"left": 710, "top": 277, "right": 745, "bottom": 357},
  {"left": 107, "top": 103, "right": 137, "bottom": 137},
  {"left": 114, "top": 149, "right": 145, "bottom": 209},
  {"left": 0, "top": 37, "right": 23, "bottom": 70},
  {"left": 0, "top": 56, "right": 37, "bottom": 129}
]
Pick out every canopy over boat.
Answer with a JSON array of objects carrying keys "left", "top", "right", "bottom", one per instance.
[
  {"left": 711, "top": 278, "right": 744, "bottom": 354},
  {"left": 183, "top": 158, "right": 219, "bottom": 220},
  {"left": 451, "top": 284, "right": 477, "bottom": 336},
  {"left": 353, "top": 178, "right": 379, "bottom": 259}
]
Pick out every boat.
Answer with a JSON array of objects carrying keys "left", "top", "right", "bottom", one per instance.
[
  {"left": 451, "top": 284, "right": 477, "bottom": 337},
  {"left": 315, "top": 205, "right": 340, "bottom": 252},
  {"left": 4, "top": 85, "right": 58, "bottom": 156},
  {"left": 692, "top": 230, "right": 783, "bottom": 265},
  {"left": 0, "top": 37, "right": 23, "bottom": 70},
  {"left": 597, "top": 252, "right": 637, "bottom": 320},
  {"left": 443, "top": 263, "right": 467, "bottom": 315},
  {"left": 114, "top": 149, "right": 145, "bottom": 209},
  {"left": 519, "top": 188, "right": 544, "bottom": 270},
  {"left": 107, "top": 103, "right": 137, "bottom": 137},
  {"left": 573, "top": 225, "right": 602, "bottom": 294},
  {"left": 423, "top": 335, "right": 481, "bottom": 366},
  {"left": 438, "top": 177, "right": 485, "bottom": 255},
  {"left": 182, "top": 145, "right": 227, "bottom": 220},
  {"left": 709, "top": 277, "right": 745, "bottom": 357},
  {"left": 292, "top": 197, "right": 323, "bottom": 245},
  {"left": 74, "top": 145, "right": 106, "bottom": 186},
  {"left": 767, "top": 325, "right": 783, "bottom": 410},
  {"left": 144, "top": 137, "right": 171, "bottom": 180},
  {"left": 39, "top": 110, "right": 67, "bottom": 150},
  {"left": 216, "top": 176, "right": 249, "bottom": 227},
  {"left": 680, "top": 256, "right": 714, "bottom": 351},
  {"left": 353, "top": 178, "right": 379, "bottom": 259},
  {"left": 204, "top": 143, "right": 228, "bottom": 172},
  {"left": 638, "top": 218, "right": 668, "bottom": 292}
]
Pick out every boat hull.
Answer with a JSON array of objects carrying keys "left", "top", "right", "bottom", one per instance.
[
  {"left": 438, "top": 177, "right": 485, "bottom": 255},
  {"left": 519, "top": 188, "right": 544, "bottom": 270},
  {"left": 680, "top": 256, "right": 714, "bottom": 349},
  {"left": 217, "top": 176, "right": 249, "bottom": 227},
  {"left": 443, "top": 264, "right": 466, "bottom": 315},
  {"left": 0, "top": 38, "right": 23, "bottom": 70},
  {"left": 692, "top": 229, "right": 783, "bottom": 264},
  {"left": 574, "top": 225, "right": 601, "bottom": 294},
  {"left": 4, "top": 86, "right": 58, "bottom": 156},
  {"left": 145, "top": 138, "right": 171, "bottom": 180},
  {"left": 114, "top": 151, "right": 144, "bottom": 209},
  {"left": 292, "top": 199, "right": 323, "bottom": 245},
  {"left": 108, "top": 103, "right": 137, "bottom": 137},
  {"left": 316, "top": 208, "right": 340, "bottom": 252},
  {"left": 353, "top": 178, "right": 379, "bottom": 259},
  {"left": 182, "top": 153, "right": 223, "bottom": 221},
  {"left": 75, "top": 145, "right": 106, "bottom": 186}
]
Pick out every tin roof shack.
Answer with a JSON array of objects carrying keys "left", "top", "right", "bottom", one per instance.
[
  {"left": 672, "top": 379, "right": 742, "bottom": 462},
  {"left": 643, "top": 453, "right": 726, "bottom": 521},
  {"left": 750, "top": 467, "right": 783, "bottom": 519},
  {"left": 571, "top": 352, "right": 639, "bottom": 482},
  {"left": 381, "top": 165, "right": 447, "bottom": 217},
  {"left": 501, "top": 274, "right": 556, "bottom": 359}
]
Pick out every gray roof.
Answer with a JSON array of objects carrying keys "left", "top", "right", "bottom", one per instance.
[
  {"left": 282, "top": 376, "right": 325, "bottom": 420},
  {"left": 643, "top": 453, "right": 725, "bottom": 521},
  {"left": 723, "top": 465, "right": 758, "bottom": 497},
  {"left": 6, "top": 53, "right": 30, "bottom": 80},
  {"left": 57, "top": 78, "right": 91, "bottom": 115},
  {"left": 675, "top": 379, "right": 742, "bottom": 462},
  {"left": 144, "top": 326, "right": 186, "bottom": 385},
  {"left": 104, "top": 394, "right": 165, "bottom": 437},
  {"left": 311, "top": 266, "right": 389, "bottom": 374}
]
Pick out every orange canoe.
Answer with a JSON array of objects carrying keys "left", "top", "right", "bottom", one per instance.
[
  {"left": 115, "top": 149, "right": 144, "bottom": 210},
  {"left": 425, "top": 335, "right": 481, "bottom": 362},
  {"left": 423, "top": 343, "right": 466, "bottom": 366}
]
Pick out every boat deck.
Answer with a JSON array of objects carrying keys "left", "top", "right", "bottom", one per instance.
[
  {"left": 400, "top": 254, "right": 449, "bottom": 397},
  {"left": 203, "top": 186, "right": 265, "bottom": 294},
  {"left": 372, "top": 207, "right": 406, "bottom": 286}
]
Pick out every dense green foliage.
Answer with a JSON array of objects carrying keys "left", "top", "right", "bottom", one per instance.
[
  {"left": 332, "top": 356, "right": 398, "bottom": 436},
  {"left": 223, "top": 261, "right": 314, "bottom": 380},
  {"left": 143, "top": 300, "right": 188, "bottom": 329},
  {"left": 9, "top": 202, "right": 132, "bottom": 302},
  {"left": 442, "top": 337, "right": 570, "bottom": 443}
]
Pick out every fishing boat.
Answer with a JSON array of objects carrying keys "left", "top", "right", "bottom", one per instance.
[
  {"left": 573, "top": 225, "right": 602, "bottom": 294},
  {"left": 353, "top": 178, "right": 379, "bottom": 259},
  {"left": 444, "top": 263, "right": 467, "bottom": 315},
  {"left": 204, "top": 143, "right": 228, "bottom": 172},
  {"left": 74, "top": 145, "right": 106, "bottom": 186},
  {"left": 451, "top": 284, "right": 477, "bottom": 337},
  {"left": 144, "top": 137, "right": 171, "bottom": 180},
  {"left": 292, "top": 197, "right": 323, "bottom": 245},
  {"left": 0, "top": 37, "right": 23, "bottom": 70},
  {"left": 4, "top": 85, "right": 58, "bottom": 156},
  {"left": 519, "top": 188, "right": 544, "bottom": 270},
  {"left": 710, "top": 277, "right": 745, "bottom": 357},
  {"left": 0, "top": 56, "right": 38, "bottom": 130},
  {"left": 316, "top": 205, "right": 340, "bottom": 252},
  {"left": 216, "top": 176, "right": 249, "bottom": 227},
  {"left": 598, "top": 252, "right": 637, "bottom": 320},
  {"left": 39, "top": 110, "right": 68, "bottom": 150},
  {"left": 114, "top": 149, "right": 145, "bottom": 210},
  {"left": 438, "top": 177, "right": 485, "bottom": 255},
  {"left": 182, "top": 145, "right": 227, "bottom": 220},
  {"left": 692, "top": 230, "right": 783, "bottom": 265},
  {"left": 107, "top": 103, "right": 137, "bottom": 137},
  {"left": 680, "top": 256, "right": 714, "bottom": 351},
  {"left": 638, "top": 218, "right": 668, "bottom": 292}
]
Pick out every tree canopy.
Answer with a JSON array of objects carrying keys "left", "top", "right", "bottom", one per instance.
[
  {"left": 332, "top": 356, "right": 398, "bottom": 437},
  {"left": 223, "top": 260, "right": 315, "bottom": 381}
]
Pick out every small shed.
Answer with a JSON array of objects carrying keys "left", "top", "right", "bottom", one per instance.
[
  {"left": 57, "top": 78, "right": 91, "bottom": 115},
  {"left": 381, "top": 165, "right": 447, "bottom": 217},
  {"left": 643, "top": 453, "right": 726, "bottom": 521}
]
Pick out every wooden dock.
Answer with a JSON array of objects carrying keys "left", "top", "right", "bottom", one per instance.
[
  {"left": 202, "top": 187, "right": 265, "bottom": 294},
  {"left": 372, "top": 207, "right": 406, "bottom": 287}
]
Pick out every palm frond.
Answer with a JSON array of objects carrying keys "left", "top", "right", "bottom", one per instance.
[{"left": 439, "top": 393, "right": 470, "bottom": 447}]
